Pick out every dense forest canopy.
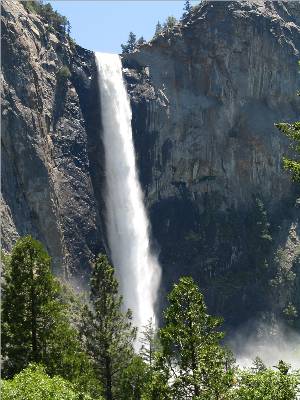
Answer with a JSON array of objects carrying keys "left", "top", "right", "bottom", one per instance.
[{"left": 1, "top": 237, "right": 300, "bottom": 399}]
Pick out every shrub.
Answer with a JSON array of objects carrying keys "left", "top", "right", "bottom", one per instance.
[
  {"left": 56, "top": 65, "right": 71, "bottom": 82},
  {"left": 234, "top": 361, "right": 300, "bottom": 400},
  {"left": 23, "top": 1, "right": 43, "bottom": 14},
  {"left": 23, "top": 1, "right": 69, "bottom": 35},
  {"left": 1, "top": 364, "right": 94, "bottom": 400},
  {"left": 163, "top": 16, "right": 177, "bottom": 30}
]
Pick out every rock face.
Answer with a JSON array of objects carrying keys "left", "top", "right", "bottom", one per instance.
[
  {"left": 1, "top": 0, "right": 106, "bottom": 280},
  {"left": 2, "top": 0, "right": 300, "bottom": 327},
  {"left": 123, "top": 0, "right": 300, "bottom": 326}
]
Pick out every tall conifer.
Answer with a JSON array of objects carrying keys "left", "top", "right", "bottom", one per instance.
[{"left": 82, "top": 254, "right": 136, "bottom": 400}]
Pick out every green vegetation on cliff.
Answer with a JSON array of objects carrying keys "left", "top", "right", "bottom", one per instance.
[
  {"left": 181, "top": 0, "right": 193, "bottom": 20},
  {"left": 276, "top": 66, "right": 300, "bottom": 182},
  {"left": 23, "top": 1, "right": 70, "bottom": 35},
  {"left": 121, "top": 0, "right": 194, "bottom": 53},
  {"left": 276, "top": 121, "right": 300, "bottom": 182}
]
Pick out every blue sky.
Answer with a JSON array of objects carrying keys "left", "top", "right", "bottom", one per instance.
[{"left": 48, "top": 1, "right": 199, "bottom": 53}]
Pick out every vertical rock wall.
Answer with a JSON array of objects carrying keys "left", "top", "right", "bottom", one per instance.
[
  {"left": 1, "top": 0, "right": 105, "bottom": 279},
  {"left": 2, "top": 0, "right": 300, "bottom": 327},
  {"left": 123, "top": 0, "right": 300, "bottom": 326}
]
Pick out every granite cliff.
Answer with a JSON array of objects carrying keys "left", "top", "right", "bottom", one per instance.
[
  {"left": 123, "top": 0, "right": 300, "bottom": 327},
  {"left": 2, "top": 0, "right": 300, "bottom": 328},
  {"left": 1, "top": 0, "right": 105, "bottom": 280}
]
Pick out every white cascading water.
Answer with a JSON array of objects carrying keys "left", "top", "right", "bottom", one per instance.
[{"left": 95, "top": 52, "right": 161, "bottom": 335}]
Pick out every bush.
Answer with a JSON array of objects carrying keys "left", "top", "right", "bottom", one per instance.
[
  {"left": 23, "top": 1, "right": 43, "bottom": 14},
  {"left": 57, "top": 65, "right": 71, "bottom": 82},
  {"left": 1, "top": 364, "right": 95, "bottom": 400},
  {"left": 23, "top": 1, "right": 69, "bottom": 35},
  {"left": 234, "top": 361, "right": 300, "bottom": 400},
  {"left": 163, "top": 16, "right": 177, "bottom": 30}
]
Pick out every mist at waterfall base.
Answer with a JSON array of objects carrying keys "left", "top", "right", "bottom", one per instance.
[
  {"left": 95, "top": 52, "right": 161, "bottom": 338},
  {"left": 228, "top": 320, "right": 300, "bottom": 369}
]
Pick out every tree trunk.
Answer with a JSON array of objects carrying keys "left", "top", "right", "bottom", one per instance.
[
  {"left": 30, "top": 271, "right": 38, "bottom": 361},
  {"left": 191, "top": 350, "right": 200, "bottom": 397},
  {"left": 30, "top": 254, "right": 40, "bottom": 362},
  {"left": 105, "top": 355, "right": 113, "bottom": 400},
  {"left": 188, "top": 313, "right": 200, "bottom": 397}
]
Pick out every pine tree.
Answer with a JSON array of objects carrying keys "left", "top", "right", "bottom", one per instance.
[
  {"left": 163, "top": 16, "right": 177, "bottom": 31},
  {"left": 181, "top": 0, "right": 192, "bottom": 20},
  {"left": 139, "top": 318, "right": 159, "bottom": 369},
  {"left": 121, "top": 32, "right": 137, "bottom": 54},
  {"left": 158, "top": 277, "right": 234, "bottom": 399},
  {"left": 82, "top": 254, "right": 137, "bottom": 400},
  {"left": 66, "top": 20, "right": 71, "bottom": 37},
  {"left": 137, "top": 36, "right": 146, "bottom": 46},
  {"left": 1, "top": 236, "right": 94, "bottom": 386},
  {"left": 154, "top": 21, "right": 163, "bottom": 37},
  {"left": 2, "top": 236, "right": 59, "bottom": 376}
]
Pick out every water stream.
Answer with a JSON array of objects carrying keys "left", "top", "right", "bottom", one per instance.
[{"left": 95, "top": 52, "right": 161, "bottom": 336}]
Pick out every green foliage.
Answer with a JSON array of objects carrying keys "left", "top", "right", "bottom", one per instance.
[
  {"left": 276, "top": 121, "right": 300, "bottom": 181},
  {"left": 271, "top": 248, "right": 296, "bottom": 288},
  {"left": 3, "top": 238, "right": 299, "bottom": 399},
  {"left": 253, "top": 198, "right": 272, "bottom": 243},
  {"left": 117, "top": 355, "right": 150, "bottom": 400},
  {"left": 251, "top": 357, "right": 267, "bottom": 372},
  {"left": 69, "top": 36, "right": 77, "bottom": 51},
  {"left": 121, "top": 32, "right": 137, "bottom": 54},
  {"left": 163, "top": 16, "right": 177, "bottom": 31},
  {"left": 137, "top": 36, "right": 146, "bottom": 46},
  {"left": 22, "top": 1, "right": 42, "bottom": 14},
  {"left": 1, "top": 364, "right": 95, "bottom": 400},
  {"left": 154, "top": 21, "right": 163, "bottom": 37},
  {"left": 283, "top": 302, "right": 298, "bottom": 324},
  {"left": 56, "top": 65, "right": 71, "bottom": 83},
  {"left": 23, "top": 1, "right": 70, "bottom": 35},
  {"left": 156, "top": 276, "right": 235, "bottom": 399},
  {"left": 82, "top": 254, "right": 137, "bottom": 400},
  {"left": 1, "top": 236, "right": 98, "bottom": 396},
  {"left": 248, "top": 197, "right": 272, "bottom": 277},
  {"left": 269, "top": 246, "right": 297, "bottom": 324},
  {"left": 2, "top": 236, "right": 60, "bottom": 376},
  {"left": 283, "top": 157, "right": 300, "bottom": 181},
  {"left": 233, "top": 360, "right": 300, "bottom": 400},
  {"left": 181, "top": 0, "right": 192, "bottom": 20},
  {"left": 139, "top": 318, "right": 160, "bottom": 368},
  {"left": 142, "top": 369, "right": 172, "bottom": 400}
]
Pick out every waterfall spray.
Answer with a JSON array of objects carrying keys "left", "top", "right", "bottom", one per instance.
[{"left": 95, "top": 53, "right": 161, "bottom": 336}]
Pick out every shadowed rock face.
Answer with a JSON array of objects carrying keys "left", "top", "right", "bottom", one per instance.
[
  {"left": 123, "top": 1, "right": 300, "bottom": 326},
  {"left": 2, "top": 0, "right": 300, "bottom": 327},
  {"left": 1, "top": 0, "right": 106, "bottom": 280}
]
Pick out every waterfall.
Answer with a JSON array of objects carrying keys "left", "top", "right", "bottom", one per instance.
[{"left": 95, "top": 53, "right": 161, "bottom": 335}]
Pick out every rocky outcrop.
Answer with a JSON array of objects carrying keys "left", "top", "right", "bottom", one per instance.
[
  {"left": 2, "top": 0, "right": 300, "bottom": 328},
  {"left": 123, "top": 0, "right": 300, "bottom": 326},
  {"left": 1, "top": 0, "right": 105, "bottom": 279}
]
